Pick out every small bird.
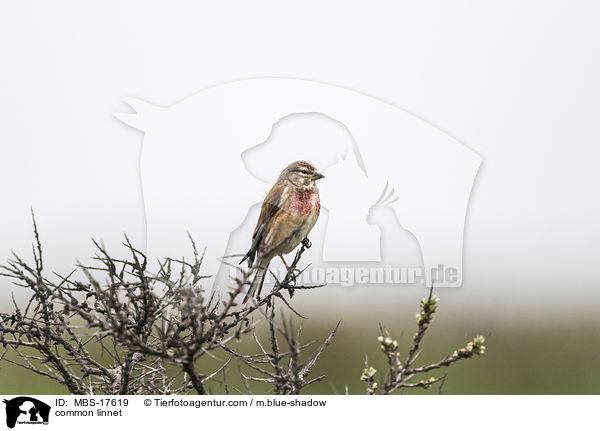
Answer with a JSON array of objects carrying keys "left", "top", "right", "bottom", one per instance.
[{"left": 241, "top": 161, "right": 325, "bottom": 302}]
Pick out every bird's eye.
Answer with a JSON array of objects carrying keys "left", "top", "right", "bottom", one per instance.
[{"left": 301, "top": 170, "right": 308, "bottom": 174}]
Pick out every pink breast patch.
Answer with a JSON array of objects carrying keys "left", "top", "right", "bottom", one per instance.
[{"left": 291, "top": 189, "right": 319, "bottom": 215}]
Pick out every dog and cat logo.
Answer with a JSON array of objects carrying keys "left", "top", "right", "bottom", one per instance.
[
  {"left": 115, "top": 78, "right": 482, "bottom": 290},
  {"left": 3, "top": 398, "right": 50, "bottom": 429}
]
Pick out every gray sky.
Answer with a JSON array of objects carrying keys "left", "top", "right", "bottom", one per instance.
[{"left": 1, "top": 1, "right": 599, "bottom": 307}]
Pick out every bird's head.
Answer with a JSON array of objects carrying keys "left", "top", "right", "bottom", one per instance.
[{"left": 278, "top": 161, "right": 325, "bottom": 188}]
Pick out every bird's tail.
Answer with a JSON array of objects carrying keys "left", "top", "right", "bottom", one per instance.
[{"left": 242, "top": 265, "right": 268, "bottom": 303}]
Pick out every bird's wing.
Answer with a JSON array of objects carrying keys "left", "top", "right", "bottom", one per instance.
[
  {"left": 240, "top": 183, "right": 287, "bottom": 266},
  {"left": 259, "top": 207, "right": 308, "bottom": 257}
]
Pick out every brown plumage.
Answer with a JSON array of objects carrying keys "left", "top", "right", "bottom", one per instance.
[{"left": 241, "top": 161, "right": 324, "bottom": 302}]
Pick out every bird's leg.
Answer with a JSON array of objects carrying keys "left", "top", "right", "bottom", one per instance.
[{"left": 302, "top": 237, "right": 312, "bottom": 249}]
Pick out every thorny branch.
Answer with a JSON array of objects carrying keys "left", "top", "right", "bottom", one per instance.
[
  {"left": 0, "top": 214, "right": 486, "bottom": 395},
  {"left": 0, "top": 214, "right": 329, "bottom": 395},
  {"left": 223, "top": 303, "right": 340, "bottom": 395}
]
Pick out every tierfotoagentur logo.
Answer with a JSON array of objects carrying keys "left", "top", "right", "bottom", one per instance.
[
  {"left": 3, "top": 397, "right": 50, "bottom": 429},
  {"left": 230, "top": 264, "right": 459, "bottom": 287},
  {"left": 115, "top": 78, "right": 482, "bottom": 289}
]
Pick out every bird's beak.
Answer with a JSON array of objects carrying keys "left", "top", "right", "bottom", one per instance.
[{"left": 313, "top": 172, "right": 325, "bottom": 180}]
